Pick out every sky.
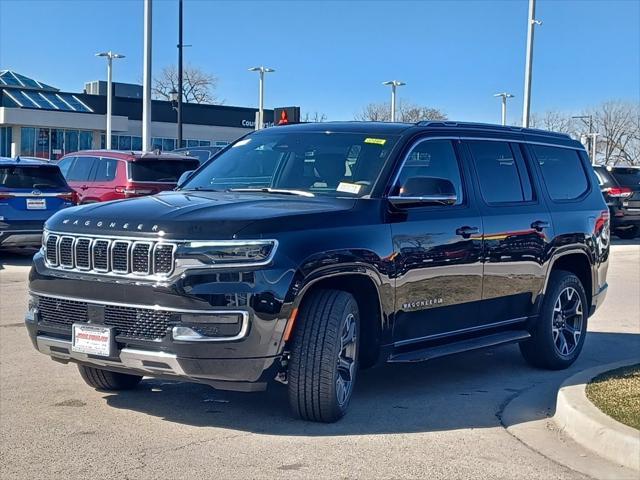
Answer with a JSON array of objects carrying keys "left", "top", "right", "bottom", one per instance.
[{"left": 0, "top": 0, "right": 638, "bottom": 124}]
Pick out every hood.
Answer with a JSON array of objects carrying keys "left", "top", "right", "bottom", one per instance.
[{"left": 45, "top": 190, "right": 358, "bottom": 240}]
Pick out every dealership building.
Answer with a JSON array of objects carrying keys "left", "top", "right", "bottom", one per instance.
[{"left": 0, "top": 70, "right": 274, "bottom": 160}]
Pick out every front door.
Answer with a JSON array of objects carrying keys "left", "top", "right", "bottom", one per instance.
[
  {"left": 464, "top": 139, "right": 553, "bottom": 323},
  {"left": 391, "top": 138, "right": 484, "bottom": 346}
]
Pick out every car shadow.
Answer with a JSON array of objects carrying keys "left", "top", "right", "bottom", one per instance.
[
  {"left": 0, "top": 248, "right": 37, "bottom": 270},
  {"left": 103, "top": 331, "right": 639, "bottom": 436}
]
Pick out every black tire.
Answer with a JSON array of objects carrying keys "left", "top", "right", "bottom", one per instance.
[
  {"left": 287, "top": 289, "right": 360, "bottom": 423},
  {"left": 615, "top": 226, "right": 638, "bottom": 239},
  {"left": 77, "top": 365, "right": 142, "bottom": 390},
  {"left": 520, "top": 270, "right": 588, "bottom": 370}
]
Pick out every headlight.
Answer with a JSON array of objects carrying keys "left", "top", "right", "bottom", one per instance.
[{"left": 175, "top": 240, "right": 277, "bottom": 268}]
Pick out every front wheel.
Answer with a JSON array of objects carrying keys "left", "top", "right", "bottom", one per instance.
[
  {"left": 78, "top": 365, "right": 142, "bottom": 390},
  {"left": 287, "top": 289, "right": 359, "bottom": 423},
  {"left": 520, "top": 270, "right": 588, "bottom": 370}
]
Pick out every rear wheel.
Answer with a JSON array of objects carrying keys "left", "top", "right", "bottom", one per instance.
[
  {"left": 287, "top": 289, "right": 359, "bottom": 423},
  {"left": 615, "top": 226, "right": 638, "bottom": 239},
  {"left": 520, "top": 270, "right": 588, "bottom": 370},
  {"left": 77, "top": 365, "right": 142, "bottom": 390}
]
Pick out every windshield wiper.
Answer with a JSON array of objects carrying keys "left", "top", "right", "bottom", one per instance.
[
  {"left": 184, "top": 186, "right": 223, "bottom": 192},
  {"left": 229, "top": 188, "right": 315, "bottom": 197}
]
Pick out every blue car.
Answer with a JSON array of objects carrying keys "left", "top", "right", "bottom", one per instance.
[{"left": 0, "top": 157, "right": 77, "bottom": 249}]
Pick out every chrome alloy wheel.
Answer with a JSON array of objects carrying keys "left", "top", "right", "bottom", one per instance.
[
  {"left": 336, "top": 313, "right": 357, "bottom": 406},
  {"left": 552, "top": 286, "right": 584, "bottom": 356}
]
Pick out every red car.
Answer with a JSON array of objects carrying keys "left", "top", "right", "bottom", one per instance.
[{"left": 56, "top": 150, "right": 199, "bottom": 203}]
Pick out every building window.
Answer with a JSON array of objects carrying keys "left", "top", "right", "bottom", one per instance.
[
  {"left": 118, "top": 135, "right": 132, "bottom": 150},
  {"left": 131, "top": 136, "right": 142, "bottom": 150},
  {"left": 20, "top": 127, "right": 36, "bottom": 156},
  {"left": 0, "top": 127, "right": 12, "bottom": 157},
  {"left": 79, "top": 131, "right": 93, "bottom": 150},
  {"left": 65, "top": 130, "right": 79, "bottom": 154}
]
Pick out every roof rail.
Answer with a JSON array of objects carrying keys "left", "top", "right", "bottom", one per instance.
[{"left": 415, "top": 120, "right": 572, "bottom": 139}]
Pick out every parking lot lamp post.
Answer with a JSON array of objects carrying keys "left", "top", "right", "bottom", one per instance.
[
  {"left": 494, "top": 92, "right": 514, "bottom": 126},
  {"left": 522, "top": 0, "right": 542, "bottom": 128},
  {"left": 382, "top": 80, "right": 406, "bottom": 122},
  {"left": 572, "top": 115, "right": 596, "bottom": 164},
  {"left": 96, "top": 51, "right": 125, "bottom": 150},
  {"left": 248, "top": 66, "right": 275, "bottom": 130}
]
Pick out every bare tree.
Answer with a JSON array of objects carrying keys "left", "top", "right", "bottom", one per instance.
[
  {"left": 529, "top": 111, "right": 574, "bottom": 134},
  {"left": 355, "top": 101, "right": 447, "bottom": 122},
  {"left": 588, "top": 101, "right": 640, "bottom": 165},
  {"left": 302, "top": 111, "right": 327, "bottom": 122},
  {"left": 153, "top": 65, "right": 221, "bottom": 104}
]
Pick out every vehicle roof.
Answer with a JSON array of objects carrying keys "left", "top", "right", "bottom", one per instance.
[
  {"left": 59, "top": 150, "right": 197, "bottom": 161},
  {"left": 0, "top": 156, "right": 57, "bottom": 166},
  {"left": 268, "top": 120, "right": 583, "bottom": 148}
]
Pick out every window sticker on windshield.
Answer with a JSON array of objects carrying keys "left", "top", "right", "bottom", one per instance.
[
  {"left": 364, "top": 138, "right": 387, "bottom": 146},
  {"left": 337, "top": 182, "right": 362, "bottom": 194}
]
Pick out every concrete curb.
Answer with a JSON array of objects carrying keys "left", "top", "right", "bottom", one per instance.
[{"left": 554, "top": 358, "right": 640, "bottom": 471}]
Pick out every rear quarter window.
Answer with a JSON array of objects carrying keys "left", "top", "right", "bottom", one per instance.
[
  {"left": 533, "top": 145, "right": 589, "bottom": 201},
  {"left": 0, "top": 165, "right": 68, "bottom": 189},
  {"left": 129, "top": 159, "right": 199, "bottom": 182}
]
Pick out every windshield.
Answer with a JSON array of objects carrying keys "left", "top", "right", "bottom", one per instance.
[
  {"left": 182, "top": 131, "right": 400, "bottom": 197},
  {"left": 0, "top": 165, "right": 68, "bottom": 190},
  {"left": 129, "top": 159, "right": 200, "bottom": 182}
]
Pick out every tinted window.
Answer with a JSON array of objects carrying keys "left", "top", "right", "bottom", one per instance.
[
  {"left": 93, "top": 158, "right": 119, "bottom": 182},
  {"left": 67, "top": 156, "right": 97, "bottom": 181},
  {"left": 534, "top": 146, "right": 589, "bottom": 200},
  {"left": 130, "top": 159, "right": 199, "bottom": 182},
  {"left": 0, "top": 165, "right": 67, "bottom": 189},
  {"left": 609, "top": 168, "right": 640, "bottom": 187},
  {"left": 394, "top": 139, "right": 464, "bottom": 204},
  {"left": 57, "top": 156, "right": 75, "bottom": 177},
  {"left": 468, "top": 141, "right": 531, "bottom": 204}
]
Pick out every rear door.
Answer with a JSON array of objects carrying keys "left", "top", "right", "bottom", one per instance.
[
  {"left": 464, "top": 139, "right": 553, "bottom": 324},
  {"left": 66, "top": 156, "right": 97, "bottom": 203},
  {"left": 87, "top": 157, "right": 121, "bottom": 202}
]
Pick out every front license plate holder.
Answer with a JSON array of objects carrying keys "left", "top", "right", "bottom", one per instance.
[{"left": 72, "top": 324, "right": 115, "bottom": 357}]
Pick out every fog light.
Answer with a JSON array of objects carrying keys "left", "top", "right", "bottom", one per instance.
[{"left": 172, "top": 311, "right": 248, "bottom": 342}]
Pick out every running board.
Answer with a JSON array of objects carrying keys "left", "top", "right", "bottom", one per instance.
[{"left": 388, "top": 330, "right": 531, "bottom": 363}]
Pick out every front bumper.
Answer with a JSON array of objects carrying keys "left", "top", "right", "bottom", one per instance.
[{"left": 0, "top": 230, "right": 43, "bottom": 247}]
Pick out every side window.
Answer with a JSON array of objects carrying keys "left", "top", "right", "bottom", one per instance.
[
  {"left": 468, "top": 141, "right": 532, "bottom": 204},
  {"left": 67, "top": 156, "right": 97, "bottom": 182},
  {"left": 93, "top": 158, "right": 119, "bottom": 182},
  {"left": 533, "top": 146, "right": 589, "bottom": 201},
  {"left": 394, "top": 139, "right": 464, "bottom": 205},
  {"left": 56, "top": 156, "right": 75, "bottom": 177}
]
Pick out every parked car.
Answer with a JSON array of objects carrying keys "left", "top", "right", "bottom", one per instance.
[
  {"left": 56, "top": 150, "right": 200, "bottom": 203},
  {"left": 593, "top": 165, "right": 640, "bottom": 239},
  {"left": 172, "top": 145, "right": 224, "bottom": 164},
  {"left": 26, "top": 122, "right": 609, "bottom": 422},
  {"left": 0, "top": 157, "right": 76, "bottom": 248}
]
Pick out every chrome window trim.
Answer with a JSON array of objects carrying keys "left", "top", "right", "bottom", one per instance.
[
  {"left": 58, "top": 236, "right": 76, "bottom": 268},
  {"left": 131, "top": 241, "right": 153, "bottom": 275},
  {"left": 91, "top": 238, "right": 111, "bottom": 273},
  {"left": 387, "top": 135, "right": 587, "bottom": 197},
  {"left": 74, "top": 237, "right": 93, "bottom": 271},
  {"left": 110, "top": 240, "right": 132, "bottom": 274}
]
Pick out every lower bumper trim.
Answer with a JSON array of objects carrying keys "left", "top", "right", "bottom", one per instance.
[{"left": 36, "top": 335, "right": 187, "bottom": 376}]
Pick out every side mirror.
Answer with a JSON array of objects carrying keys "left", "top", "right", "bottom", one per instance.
[
  {"left": 176, "top": 170, "right": 195, "bottom": 189},
  {"left": 388, "top": 176, "right": 458, "bottom": 207}
]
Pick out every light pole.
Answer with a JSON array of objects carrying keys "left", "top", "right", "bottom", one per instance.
[
  {"left": 494, "top": 92, "right": 514, "bottom": 126},
  {"left": 572, "top": 115, "right": 597, "bottom": 164},
  {"left": 96, "top": 51, "right": 125, "bottom": 149},
  {"left": 382, "top": 80, "right": 406, "bottom": 122},
  {"left": 248, "top": 66, "right": 275, "bottom": 130},
  {"left": 142, "top": 0, "right": 152, "bottom": 151},
  {"left": 522, "top": 0, "right": 542, "bottom": 128},
  {"left": 177, "top": 0, "right": 183, "bottom": 148}
]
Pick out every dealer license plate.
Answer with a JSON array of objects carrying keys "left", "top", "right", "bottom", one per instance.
[
  {"left": 72, "top": 324, "right": 113, "bottom": 357},
  {"left": 26, "top": 198, "right": 46, "bottom": 210}
]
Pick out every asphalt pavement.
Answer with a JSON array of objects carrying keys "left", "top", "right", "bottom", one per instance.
[{"left": 1, "top": 241, "right": 638, "bottom": 480}]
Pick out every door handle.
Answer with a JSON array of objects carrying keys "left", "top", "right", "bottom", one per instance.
[
  {"left": 456, "top": 226, "right": 479, "bottom": 238},
  {"left": 531, "top": 220, "right": 550, "bottom": 231}
]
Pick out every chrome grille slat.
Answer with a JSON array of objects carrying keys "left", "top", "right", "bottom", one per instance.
[{"left": 43, "top": 232, "right": 175, "bottom": 279}]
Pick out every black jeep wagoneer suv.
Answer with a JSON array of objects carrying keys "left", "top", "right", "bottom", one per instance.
[{"left": 26, "top": 121, "right": 609, "bottom": 422}]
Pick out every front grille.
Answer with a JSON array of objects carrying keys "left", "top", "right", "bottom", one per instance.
[
  {"left": 75, "top": 238, "right": 91, "bottom": 269},
  {"left": 59, "top": 237, "right": 74, "bottom": 267},
  {"left": 37, "top": 296, "right": 175, "bottom": 340},
  {"left": 43, "top": 232, "right": 176, "bottom": 278}
]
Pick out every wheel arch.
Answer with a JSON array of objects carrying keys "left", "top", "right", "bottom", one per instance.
[{"left": 543, "top": 249, "right": 594, "bottom": 308}]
